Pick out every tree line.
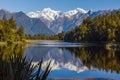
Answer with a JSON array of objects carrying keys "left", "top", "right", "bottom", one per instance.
[
  {"left": 0, "top": 15, "right": 25, "bottom": 43},
  {"left": 64, "top": 11, "right": 120, "bottom": 42},
  {"left": 25, "top": 32, "right": 65, "bottom": 40}
]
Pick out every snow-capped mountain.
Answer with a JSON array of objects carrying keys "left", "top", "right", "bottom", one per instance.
[
  {"left": 27, "top": 8, "right": 119, "bottom": 34},
  {"left": 27, "top": 8, "right": 88, "bottom": 33},
  {"left": 64, "top": 8, "right": 87, "bottom": 18},
  {"left": 0, "top": 8, "right": 119, "bottom": 35},
  {"left": 27, "top": 8, "right": 86, "bottom": 21},
  {"left": 0, "top": 9, "right": 54, "bottom": 35},
  {"left": 28, "top": 8, "right": 60, "bottom": 21},
  {"left": 27, "top": 8, "right": 60, "bottom": 28}
]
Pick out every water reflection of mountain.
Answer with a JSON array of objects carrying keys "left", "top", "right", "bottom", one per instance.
[
  {"left": 65, "top": 46, "right": 120, "bottom": 74},
  {"left": 1, "top": 44, "right": 120, "bottom": 79},
  {"left": 24, "top": 45, "right": 88, "bottom": 73},
  {"left": 24, "top": 44, "right": 120, "bottom": 74}
]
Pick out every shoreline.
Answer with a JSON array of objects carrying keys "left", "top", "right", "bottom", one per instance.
[
  {"left": 24, "top": 40, "right": 63, "bottom": 44},
  {"left": 0, "top": 40, "right": 62, "bottom": 45},
  {"left": 1, "top": 40, "right": 120, "bottom": 48}
]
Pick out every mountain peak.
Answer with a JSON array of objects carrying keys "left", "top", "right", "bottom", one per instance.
[
  {"left": 0, "top": 8, "right": 12, "bottom": 14},
  {"left": 27, "top": 8, "right": 87, "bottom": 20},
  {"left": 64, "top": 8, "right": 87, "bottom": 18},
  {"left": 43, "top": 8, "right": 52, "bottom": 11},
  {"left": 42, "top": 8, "right": 58, "bottom": 12},
  {"left": 27, "top": 8, "right": 60, "bottom": 21},
  {"left": 75, "top": 8, "right": 87, "bottom": 13},
  {"left": 87, "top": 10, "right": 94, "bottom": 14}
]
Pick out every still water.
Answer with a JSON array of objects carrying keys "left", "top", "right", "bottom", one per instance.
[{"left": 24, "top": 41, "right": 120, "bottom": 79}]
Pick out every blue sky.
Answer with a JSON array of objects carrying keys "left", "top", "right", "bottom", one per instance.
[{"left": 0, "top": 0, "right": 120, "bottom": 13}]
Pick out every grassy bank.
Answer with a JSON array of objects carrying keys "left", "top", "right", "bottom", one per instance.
[
  {"left": 0, "top": 41, "right": 26, "bottom": 45},
  {"left": 0, "top": 39, "right": 62, "bottom": 45},
  {"left": 0, "top": 42, "right": 7, "bottom": 45},
  {"left": 24, "top": 39, "right": 62, "bottom": 44}
]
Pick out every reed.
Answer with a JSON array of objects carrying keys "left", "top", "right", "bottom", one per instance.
[{"left": 0, "top": 53, "right": 51, "bottom": 80}]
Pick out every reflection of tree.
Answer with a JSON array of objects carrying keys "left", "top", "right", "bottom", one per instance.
[
  {"left": 65, "top": 46, "right": 120, "bottom": 73},
  {"left": 0, "top": 44, "right": 25, "bottom": 60},
  {"left": 0, "top": 44, "right": 51, "bottom": 80}
]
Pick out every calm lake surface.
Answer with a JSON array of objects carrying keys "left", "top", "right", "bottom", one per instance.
[{"left": 24, "top": 41, "right": 120, "bottom": 79}]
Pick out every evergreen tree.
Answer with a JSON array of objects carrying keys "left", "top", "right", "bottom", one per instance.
[
  {"left": 17, "top": 26, "right": 25, "bottom": 41},
  {"left": 0, "top": 16, "right": 25, "bottom": 42},
  {"left": 64, "top": 11, "right": 120, "bottom": 42}
]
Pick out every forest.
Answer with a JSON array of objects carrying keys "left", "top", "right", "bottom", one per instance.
[
  {"left": 0, "top": 15, "right": 24, "bottom": 43},
  {"left": 25, "top": 32, "right": 65, "bottom": 40},
  {"left": 64, "top": 11, "right": 120, "bottom": 42}
]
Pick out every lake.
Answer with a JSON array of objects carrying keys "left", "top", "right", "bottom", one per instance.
[{"left": 24, "top": 41, "right": 120, "bottom": 80}]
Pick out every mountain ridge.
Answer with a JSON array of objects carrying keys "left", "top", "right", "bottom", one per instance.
[
  {"left": 0, "top": 8, "right": 119, "bottom": 35},
  {"left": 0, "top": 9, "right": 54, "bottom": 35},
  {"left": 27, "top": 8, "right": 120, "bottom": 34}
]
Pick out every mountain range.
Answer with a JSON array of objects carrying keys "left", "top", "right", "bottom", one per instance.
[
  {"left": 0, "top": 8, "right": 119, "bottom": 35},
  {"left": 0, "top": 9, "right": 54, "bottom": 35}
]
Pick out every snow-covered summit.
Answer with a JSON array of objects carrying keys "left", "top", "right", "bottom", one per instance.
[
  {"left": 27, "top": 8, "right": 87, "bottom": 21},
  {"left": 27, "top": 8, "right": 60, "bottom": 21},
  {"left": 64, "top": 8, "right": 87, "bottom": 17},
  {"left": 27, "top": 8, "right": 119, "bottom": 34}
]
